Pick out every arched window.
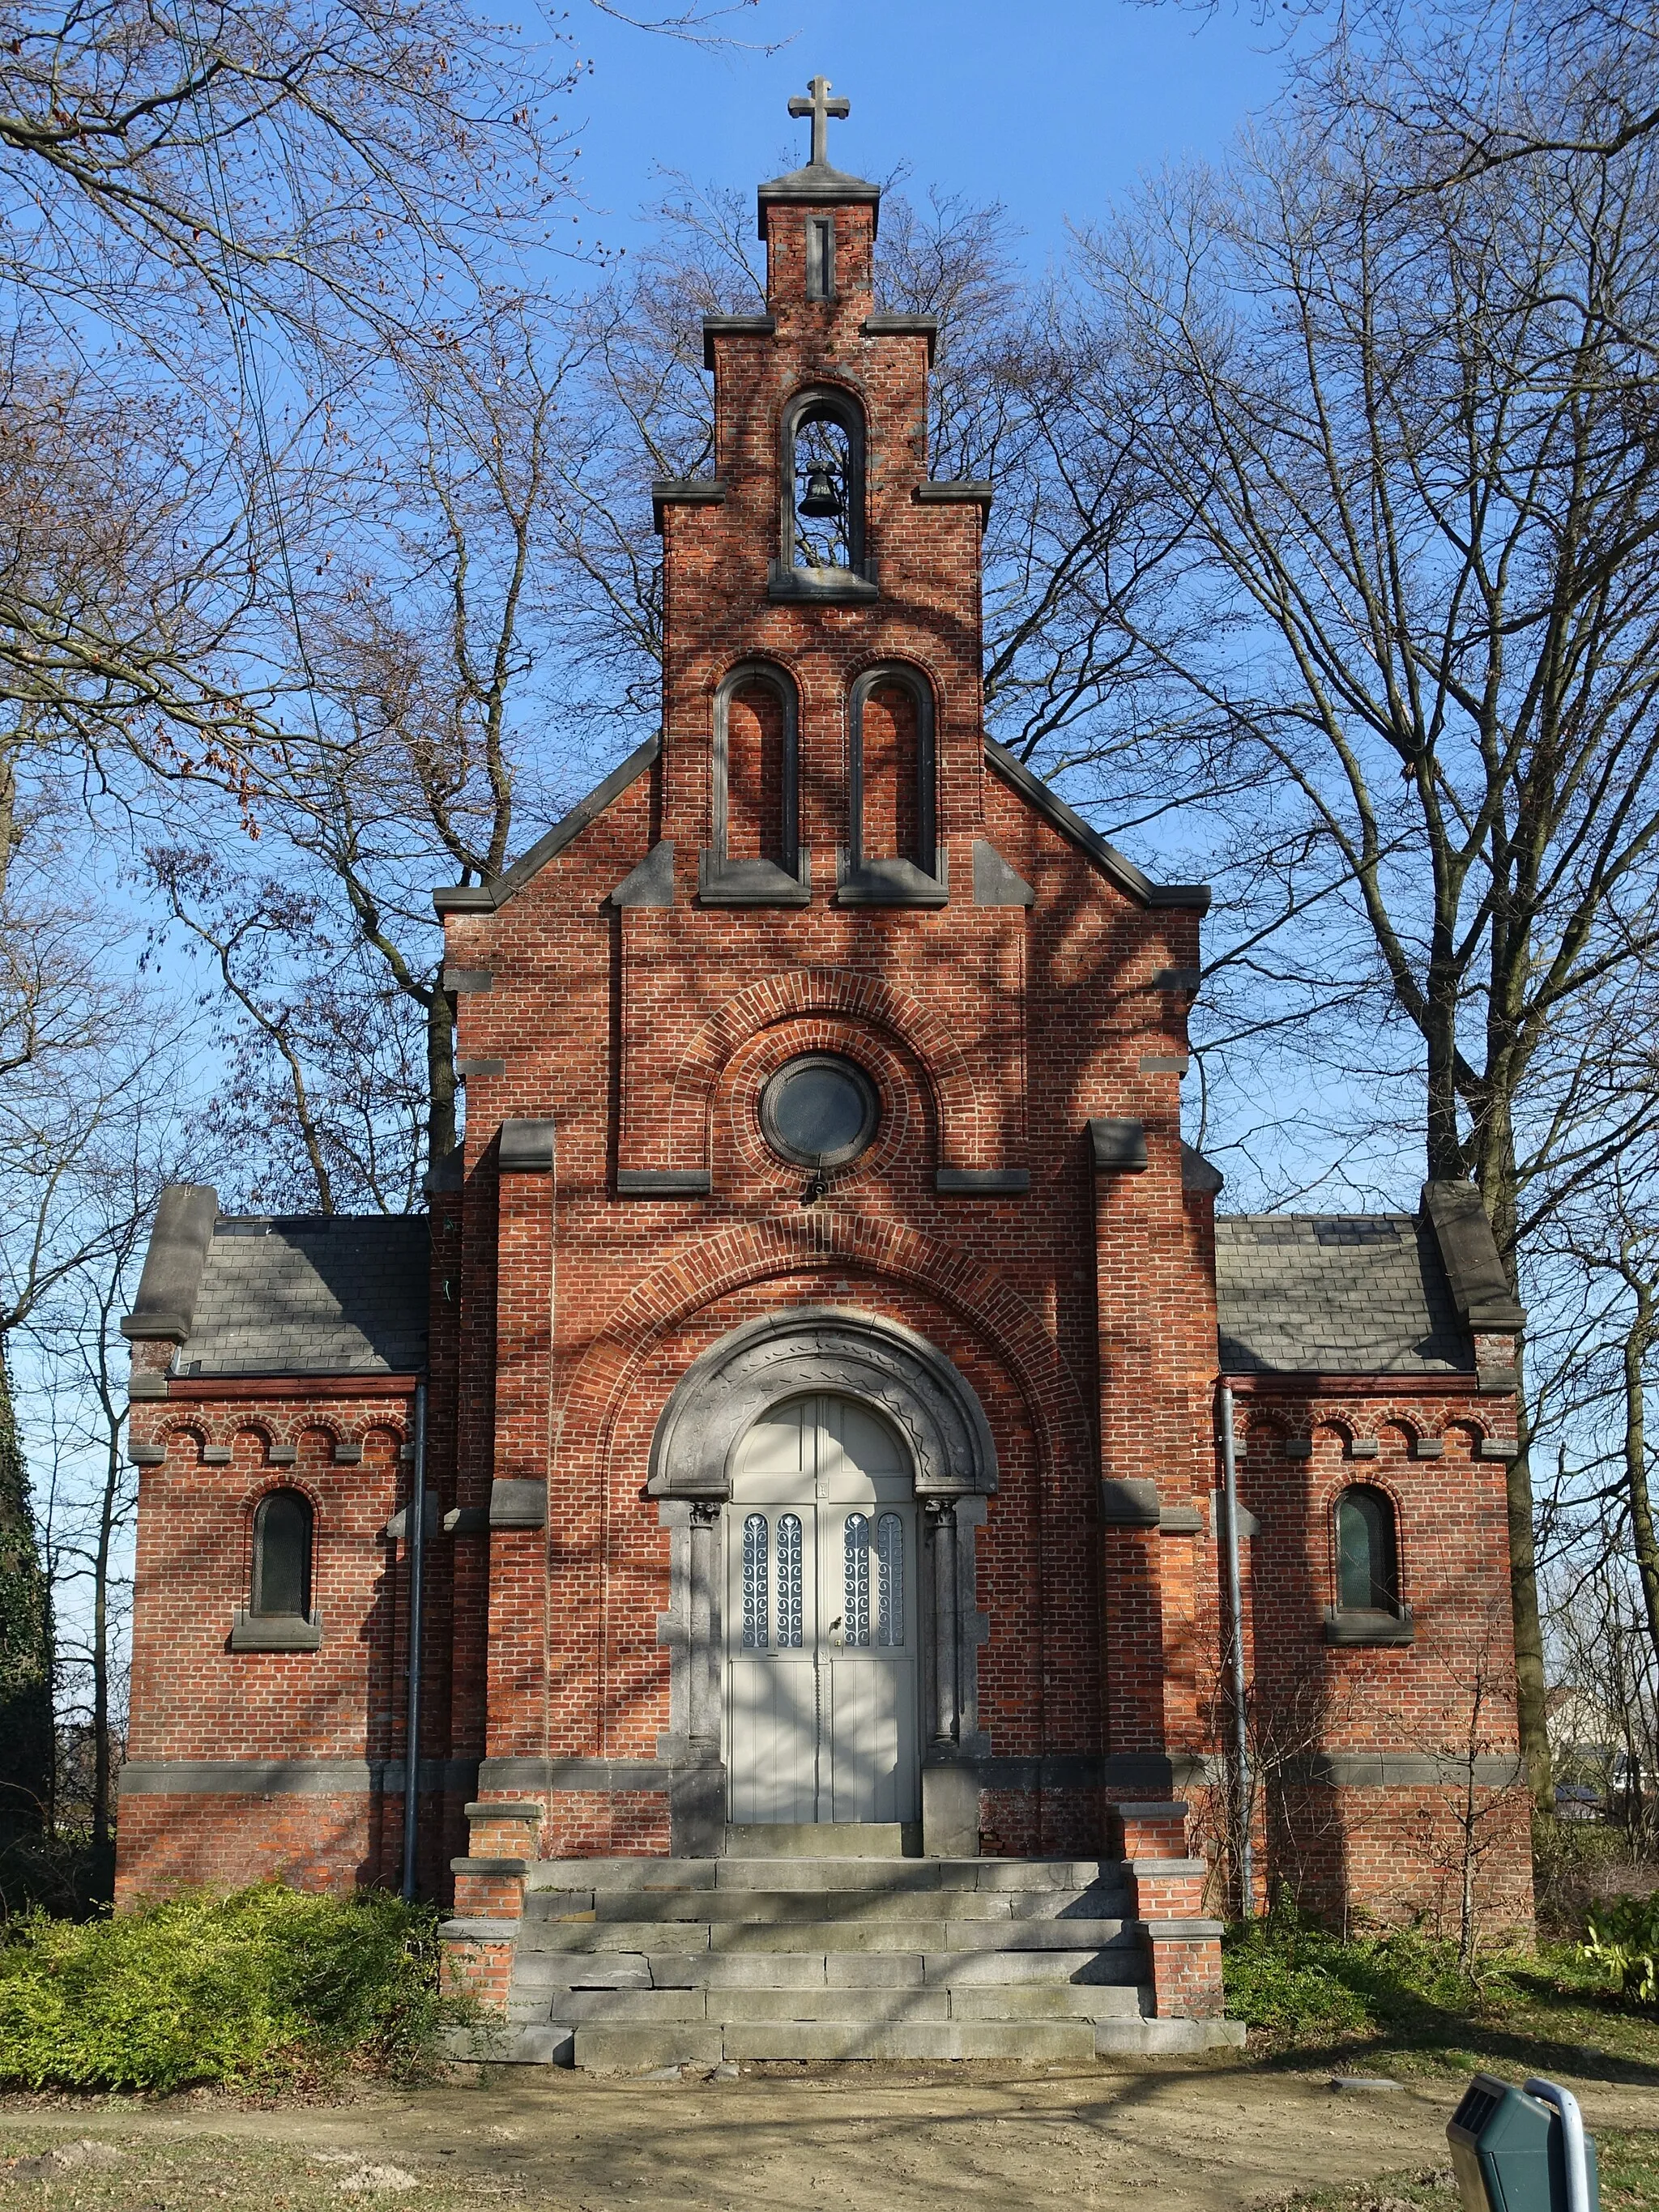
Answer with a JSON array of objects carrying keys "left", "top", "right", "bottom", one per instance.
[
  {"left": 701, "top": 661, "right": 808, "bottom": 905},
  {"left": 1335, "top": 1485, "right": 1398, "bottom": 1614},
  {"left": 841, "top": 665, "right": 945, "bottom": 906},
  {"left": 252, "top": 1488, "right": 313, "bottom": 1619},
  {"left": 771, "top": 388, "right": 873, "bottom": 603}
]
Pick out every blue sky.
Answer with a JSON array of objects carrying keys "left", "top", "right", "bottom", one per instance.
[{"left": 565, "top": 0, "right": 1291, "bottom": 266}]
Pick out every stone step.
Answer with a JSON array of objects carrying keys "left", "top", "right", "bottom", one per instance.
[
  {"left": 509, "top": 1981, "right": 1146, "bottom": 2026},
  {"left": 515, "top": 1943, "right": 1141, "bottom": 1987},
  {"left": 517, "top": 1919, "right": 1138, "bottom": 1958},
  {"left": 524, "top": 1886, "right": 1129, "bottom": 1926},
  {"left": 523, "top": 1856, "right": 1112, "bottom": 1894},
  {"left": 1094, "top": 2018, "right": 1247, "bottom": 2055},
  {"left": 723, "top": 1822, "right": 911, "bottom": 1857},
  {"left": 512, "top": 1946, "right": 1143, "bottom": 1993},
  {"left": 573, "top": 2019, "right": 1100, "bottom": 2066}
]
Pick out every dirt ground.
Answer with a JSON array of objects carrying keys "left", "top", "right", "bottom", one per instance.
[{"left": 2, "top": 2062, "right": 1657, "bottom": 2212}]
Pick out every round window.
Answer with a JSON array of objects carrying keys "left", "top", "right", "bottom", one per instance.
[{"left": 760, "top": 1055, "right": 879, "bottom": 1170}]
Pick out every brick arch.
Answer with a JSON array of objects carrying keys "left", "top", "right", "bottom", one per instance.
[
  {"left": 236, "top": 1469, "right": 326, "bottom": 1518},
  {"left": 667, "top": 967, "right": 983, "bottom": 1170},
  {"left": 562, "top": 1211, "right": 1094, "bottom": 1499},
  {"left": 158, "top": 1417, "right": 211, "bottom": 1457}
]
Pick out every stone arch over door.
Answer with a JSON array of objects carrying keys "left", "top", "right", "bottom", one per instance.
[{"left": 648, "top": 1308, "right": 996, "bottom": 1856}]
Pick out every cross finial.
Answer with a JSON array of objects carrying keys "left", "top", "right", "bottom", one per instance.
[{"left": 788, "top": 75, "right": 850, "bottom": 169}]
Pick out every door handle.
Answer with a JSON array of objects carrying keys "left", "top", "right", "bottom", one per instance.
[{"left": 828, "top": 1616, "right": 843, "bottom": 1647}]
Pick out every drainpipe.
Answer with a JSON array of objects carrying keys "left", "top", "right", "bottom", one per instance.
[
  {"left": 1218, "top": 1380, "right": 1254, "bottom": 1919},
  {"left": 401, "top": 1383, "right": 428, "bottom": 1903}
]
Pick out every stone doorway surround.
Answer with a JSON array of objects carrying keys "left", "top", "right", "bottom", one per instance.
[{"left": 646, "top": 1308, "right": 997, "bottom": 1856}]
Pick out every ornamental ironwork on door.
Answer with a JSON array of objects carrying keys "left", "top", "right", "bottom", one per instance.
[{"left": 724, "top": 1393, "right": 919, "bottom": 1824}]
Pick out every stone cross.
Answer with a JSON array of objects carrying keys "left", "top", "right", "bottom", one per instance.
[{"left": 789, "top": 75, "right": 850, "bottom": 168}]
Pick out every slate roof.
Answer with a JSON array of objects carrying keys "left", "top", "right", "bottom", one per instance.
[
  {"left": 1214, "top": 1213, "right": 1471, "bottom": 1376},
  {"left": 177, "top": 1217, "right": 429, "bottom": 1378}
]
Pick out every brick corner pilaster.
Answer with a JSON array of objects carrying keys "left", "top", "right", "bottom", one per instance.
[{"left": 1139, "top": 1916, "right": 1226, "bottom": 2019}]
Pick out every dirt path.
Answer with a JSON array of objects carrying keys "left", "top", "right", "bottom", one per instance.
[{"left": 5, "top": 2063, "right": 1657, "bottom": 2212}]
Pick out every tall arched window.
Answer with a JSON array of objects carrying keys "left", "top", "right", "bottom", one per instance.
[
  {"left": 841, "top": 665, "right": 945, "bottom": 906},
  {"left": 701, "top": 662, "right": 808, "bottom": 905},
  {"left": 252, "top": 1488, "right": 313, "bottom": 1619},
  {"left": 1335, "top": 1485, "right": 1398, "bottom": 1614},
  {"left": 770, "top": 388, "right": 874, "bottom": 603}
]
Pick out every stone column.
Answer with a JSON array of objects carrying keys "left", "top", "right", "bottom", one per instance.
[
  {"left": 924, "top": 1498, "right": 959, "bottom": 1746},
  {"left": 922, "top": 1496, "right": 978, "bottom": 1856},
  {"left": 670, "top": 1502, "right": 726, "bottom": 1856}
]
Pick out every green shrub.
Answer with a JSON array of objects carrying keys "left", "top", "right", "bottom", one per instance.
[
  {"left": 1222, "top": 1915, "right": 1373, "bottom": 2040},
  {"left": 0, "top": 1885, "right": 478, "bottom": 2092},
  {"left": 1222, "top": 1907, "right": 1537, "bottom": 2048},
  {"left": 1582, "top": 1890, "right": 1659, "bottom": 2010}
]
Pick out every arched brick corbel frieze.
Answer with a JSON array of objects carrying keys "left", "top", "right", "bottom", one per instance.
[{"left": 663, "top": 968, "right": 984, "bottom": 1174}]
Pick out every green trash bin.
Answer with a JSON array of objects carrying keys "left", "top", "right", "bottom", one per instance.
[{"left": 1447, "top": 2074, "right": 1598, "bottom": 2212}]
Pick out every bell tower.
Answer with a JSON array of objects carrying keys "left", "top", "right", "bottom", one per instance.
[{"left": 651, "top": 75, "right": 993, "bottom": 914}]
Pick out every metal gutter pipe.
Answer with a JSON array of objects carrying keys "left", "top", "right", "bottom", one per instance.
[
  {"left": 400, "top": 1382, "right": 428, "bottom": 1903},
  {"left": 1218, "top": 1380, "right": 1254, "bottom": 1919}
]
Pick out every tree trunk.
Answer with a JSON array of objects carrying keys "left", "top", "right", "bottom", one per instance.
[
  {"left": 1506, "top": 1396, "right": 1553, "bottom": 1813},
  {"left": 91, "top": 1419, "right": 120, "bottom": 1852},
  {"left": 426, "top": 973, "right": 458, "bottom": 1174},
  {"left": 0, "top": 1336, "right": 54, "bottom": 1837},
  {"left": 1472, "top": 1119, "right": 1553, "bottom": 1812},
  {"left": 1621, "top": 1281, "right": 1659, "bottom": 1687}
]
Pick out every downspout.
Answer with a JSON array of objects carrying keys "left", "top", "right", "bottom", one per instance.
[
  {"left": 401, "top": 1382, "right": 428, "bottom": 1903},
  {"left": 1218, "top": 1379, "right": 1253, "bottom": 1919}
]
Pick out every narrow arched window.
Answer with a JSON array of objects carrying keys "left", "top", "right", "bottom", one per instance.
[
  {"left": 774, "top": 388, "right": 869, "bottom": 600},
  {"left": 842, "top": 665, "right": 945, "bottom": 906},
  {"left": 1335, "top": 1486, "right": 1398, "bottom": 1614},
  {"left": 252, "top": 1489, "right": 313, "bottom": 1618},
  {"left": 702, "top": 662, "right": 806, "bottom": 904}
]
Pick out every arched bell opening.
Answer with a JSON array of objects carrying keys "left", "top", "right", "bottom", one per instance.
[{"left": 772, "top": 387, "right": 872, "bottom": 601}]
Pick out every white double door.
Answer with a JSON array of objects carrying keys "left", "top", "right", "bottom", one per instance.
[{"left": 725, "top": 1393, "right": 920, "bottom": 1826}]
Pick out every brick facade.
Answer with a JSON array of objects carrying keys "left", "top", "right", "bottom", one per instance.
[{"left": 116, "top": 129, "right": 1532, "bottom": 1961}]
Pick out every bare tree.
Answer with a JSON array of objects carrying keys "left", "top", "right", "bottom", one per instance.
[{"left": 1066, "top": 20, "right": 1659, "bottom": 1803}]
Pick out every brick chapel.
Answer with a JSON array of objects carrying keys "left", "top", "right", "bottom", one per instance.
[{"left": 116, "top": 85, "right": 1533, "bottom": 2062}]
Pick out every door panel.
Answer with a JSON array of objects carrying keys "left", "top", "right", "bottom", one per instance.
[
  {"left": 727, "top": 1655, "right": 817, "bottom": 1823},
  {"left": 725, "top": 1393, "right": 919, "bottom": 1826}
]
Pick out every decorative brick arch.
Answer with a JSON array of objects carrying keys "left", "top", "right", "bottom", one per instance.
[
  {"left": 666, "top": 967, "right": 984, "bottom": 1169},
  {"left": 561, "top": 1209, "right": 1094, "bottom": 1498}
]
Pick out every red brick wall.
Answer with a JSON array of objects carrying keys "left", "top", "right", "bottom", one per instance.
[
  {"left": 118, "top": 167, "right": 1529, "bottom": 1941},
  {"left": 1197, "top": 1381, "right": 1533, "bottom": 1930},
  {"left": 117, "top": 1380, "right": 431, "bottom": 1900}
]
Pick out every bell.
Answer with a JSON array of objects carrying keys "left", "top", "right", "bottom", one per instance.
[{"left": 798, "top": 462, "right": 842, "bottom": 518}]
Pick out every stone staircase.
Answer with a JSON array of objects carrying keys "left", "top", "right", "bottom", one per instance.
[{"left": 467, "top": 1843, "right": 1242, "bottom": 2067}]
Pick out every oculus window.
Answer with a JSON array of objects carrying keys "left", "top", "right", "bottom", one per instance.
[{"left": 760, "top": 1055, "right": 879, "bottom": 1171}]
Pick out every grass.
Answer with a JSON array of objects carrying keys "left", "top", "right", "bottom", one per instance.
[
  {"left": 1256, "top": 2129, "right": 1659, "bottom": 2212},
  {"left": 0, "top": 1887, "right": 485, "bottom": 2095},
  {"left": 1222, "top": 1913, "right": 1659, "bottom": 2082}
]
